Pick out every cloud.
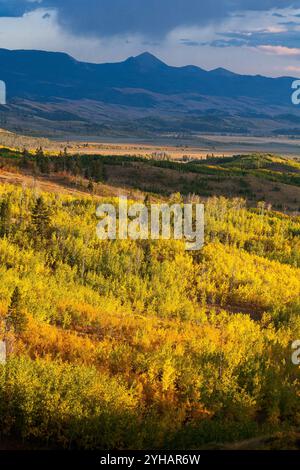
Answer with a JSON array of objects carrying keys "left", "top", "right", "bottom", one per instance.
[
  {"left": 285, "top": 65, "right": 300, "bottom": 74},
  {"left": 0, "top": 8, "right": 106, "bottom": 61},
  {"left": 0, "top": 1, "right": 300, "bottom": 78},
  {"left": 0, "top": 1, "right": 41, "bottom": 17},
  {"left": 46, "top": 1, "right": 300, "bottom": 38},
  {"left": 202, "top": 14, "right": 300, "bottom": 50},
  {"left": 258, "top": 44, "right": 300, "bottom": 55},
  {"left": 179, "top": 39, "right": 204, "bottom": 47},
  {"left": 2, "top": 0, "right": 300, "bottom": 38}
]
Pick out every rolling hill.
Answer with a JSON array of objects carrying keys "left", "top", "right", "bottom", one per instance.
[{"left": 0, "top": 146, "right": 300, "bottom": 450}]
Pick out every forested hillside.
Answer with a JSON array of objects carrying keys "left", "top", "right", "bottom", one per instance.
[
  {"left": 0, "top": 148, "right": 300, "bottom": 449},
  {"left": 1, "top": 148, "right": 300, "bottom": 211}
]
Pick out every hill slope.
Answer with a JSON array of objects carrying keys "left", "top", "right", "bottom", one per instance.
[
  {"left": 0, "top": 49, "right": 299, "bottom": 137},
  {"left": 0, "top": 148, "right": 300, "bottom": 450}
]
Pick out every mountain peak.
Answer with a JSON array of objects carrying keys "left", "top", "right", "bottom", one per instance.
[
  {"left": 210, "top": 67, "right": 237, "bottom": 77},
  {"left": 128, "top": 52, "right": 166, "bottom": 68}
]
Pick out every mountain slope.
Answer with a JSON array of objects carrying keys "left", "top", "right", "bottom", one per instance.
[
  {"left": 0, "top": 49, "right": 295, "bottom": 102},
  {"left": 0, "top": 49, "right": 299, "bottom": 137}
]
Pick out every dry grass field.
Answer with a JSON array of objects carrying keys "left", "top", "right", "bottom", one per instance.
[{"left": 2, "top": 128, "right": 300, "bottom": 160}]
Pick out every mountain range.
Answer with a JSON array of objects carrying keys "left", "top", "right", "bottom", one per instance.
[{"left": 0, "top": 48, "right": 299, "bottom": 138}]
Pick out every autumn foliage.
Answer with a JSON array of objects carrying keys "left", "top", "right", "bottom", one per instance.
[{"left": 0, "top": 184, "right": 299, "bottom": 449}]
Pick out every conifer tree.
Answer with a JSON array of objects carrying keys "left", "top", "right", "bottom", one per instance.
[
  {"left": 6, "top": 287, "right": 27, "bottom": 335},
  {"left": 35, "top": 147, "right": 44, "bottom": 158},
  {"left": 0, "top": 198, "right": 12, "bottom": 237},
  {"left": 20, "top": 148, "right": 30, "bottom": 169},
  {"left": 87, "top": 179, "right": 95, "bottom": 194},
  {"left": 91, "top": 160, "right": 106, "bottom": 182},
  {"left": 31, "top": 196, "right": 51, "bottom": 239}
]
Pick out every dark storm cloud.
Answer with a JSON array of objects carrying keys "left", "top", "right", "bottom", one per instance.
[
  {"left": 0, "top": 0, "right": 41, "bottom": 17},
  {"left": 43, "top": 0, "right": 230, "bottom": 37},
  {"left": 2, "top": 0, "right": 300, "bottom": 37},
  {"left": 43, "top": 0, "right": 300, "bottom": 37}
]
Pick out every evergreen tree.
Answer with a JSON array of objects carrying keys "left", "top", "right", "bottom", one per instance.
[
  {"left": 87, "top": 179, "right": 95, "bottom": 194},
  {"left": 6, "top": 287, "right": 27, "bottom": 335},
  {"left": 39, "top": 156, "right": 51, "bottom": 174},
  {"left": 35, "top": 147, "right": 44, "bottom": 158},
  {"left": 31, "top": 196, "right": 51, "bottom": 239},
  {"left": 91, "top": 160, "right": 106, "bottom": 182},
  {"left": 20, "top": 148, "right": 31, "bottom": 169},
  {"left": 0, "top": 198, "right": 12, "bottom": 237}
]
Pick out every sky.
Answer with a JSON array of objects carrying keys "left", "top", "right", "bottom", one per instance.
[{"left": 1, "top": 0, "right": 300, "bottom": 76}]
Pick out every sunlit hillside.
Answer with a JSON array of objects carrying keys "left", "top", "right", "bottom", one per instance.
[{"left": 0, "top": 147, "right": 300, "bottom": 449}]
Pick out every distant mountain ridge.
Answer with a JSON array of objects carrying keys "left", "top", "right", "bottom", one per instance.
[
  {"left": 0, "top": 48, "right": 299, "bottom": 138},
  {"left": 0, "top": 49, "right": 295, "bottom": 102}
]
